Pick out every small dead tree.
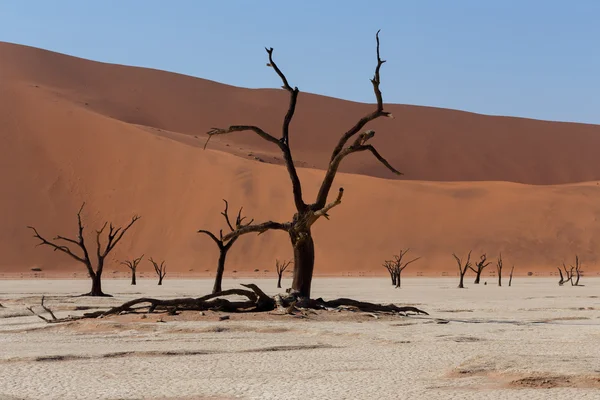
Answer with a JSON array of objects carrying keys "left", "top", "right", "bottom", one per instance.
[
  {"left": 383, "top": 260, "right": 396, "bottom": 286},
  {"left": 120, "top": 254, "right": 144, "bottom": 285},
  {"left": 561, "top": 263, "right": 574, "bottom": 286},
  {"left": 453, "top": 251, "right": 472, "bottom": 289},
  {"left": 557, "top": 266, "right": 566, "bottom": 285},
  {"left": 573, "top": 255, "right": 583, "bottom": 286},
  {"left": 204, "top": 31, "right": 401, "bottom": 299},
  {"left": 508, "top": 265, "right": 515, "bottom": 287},
  {"left": 496, "top": 253, "right": 503, "bottom": 287},
  {"left": 198, "top": 200, "right": 253, "bottom": 294},
  {"left": 28, "top": 203, "right": 140, "bottom": 296},
  {"left": 149, "top": 258, "right": 166, "bottom": 285},
  {"left": 469, "top": 254, "right": 491, "bottom": 284},
  {"left": 392, "top": 249, "right": 420, "bottom": 288},
  {"left": 275, "top": 259, "right": 292, "bottom": 289}
]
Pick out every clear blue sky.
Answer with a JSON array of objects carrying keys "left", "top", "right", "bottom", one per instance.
[{"left": 1, "top": 1, "right": 599, "bottom": 124}]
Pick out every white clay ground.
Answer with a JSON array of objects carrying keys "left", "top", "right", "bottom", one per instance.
[{"left": 1, "top": 278, "right": 599, "bottom": 400}]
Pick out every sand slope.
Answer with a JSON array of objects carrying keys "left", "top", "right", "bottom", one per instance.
[
  {"left": 2, "top": 42, "right": 600, "bottom": 276},
  {"left": 3, "top": 41, "right": 600, "bottom": 184}
]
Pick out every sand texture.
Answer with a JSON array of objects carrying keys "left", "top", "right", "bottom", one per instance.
[
  {"left": 1, "top": 278, "right": 600, "bottom": 399},
  {"left": 2, "top": 42, "right": 600, "bottom": 276}
]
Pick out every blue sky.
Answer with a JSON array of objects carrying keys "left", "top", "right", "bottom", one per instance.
[{"left": 1, "top": 1, "right": 599, "bottom": 124}]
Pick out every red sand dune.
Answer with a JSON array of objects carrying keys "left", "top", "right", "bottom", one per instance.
[{"left": 2, "top": 41, "right": 600, "bottom": 278}]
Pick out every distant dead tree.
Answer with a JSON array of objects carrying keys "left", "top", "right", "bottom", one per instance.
[
  {"left": 496, "top": 253, "right": 503, "bottom": 287},
  {"left": 469, "top": 254, "right": 491, "bottom": 284},
  {"left": 391, "top": 249, "right": 420, "bottom": 288},
  {"left": 453, "top": 251, "right": 472, "bottom": 289},
  {"left": 121, "top": 254, "right": 144, "bottom": 285},
  {"left": 203, "top": 31, "right": 400, "bottom": 299},
  {"left": 559, "top": 256, "right": 583, "bottom": 287},
  {"left": 573, "top": 255, "right": 583, "bottom": 286},
  {"left": 197, "top": 200, "right": 253, "bottom": 294},
  {"left": 508, "top": 265, "right": 515, "bottom": 287},
  {"left": 383, "top": 260, "right": 396, "bottom": 286},
  {"left": 27, "top": 203, "right": 140, "bottom": 296},
  {"left": 558, "top": 263, "right": 574, "bottom": 286},
  {"left": 149, "top": 258, "right": 166, "bottom": 285},
  {"left": 275, "top": 259, "right": 293, "bottom": 289}
]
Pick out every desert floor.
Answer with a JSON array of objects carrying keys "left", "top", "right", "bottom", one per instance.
[{"left": 0, "top": 278, "right": 599, "bottom": 400}]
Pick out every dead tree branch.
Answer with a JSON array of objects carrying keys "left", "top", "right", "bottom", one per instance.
[
  {"left": 508, "top": 265, "right": 515, "bottom": 287},
  {"left": 29, "top": 284, "right": 428, "bottom": 324},
  {"left": 453, "top": 251, "right": 472, "bottom": 289}
]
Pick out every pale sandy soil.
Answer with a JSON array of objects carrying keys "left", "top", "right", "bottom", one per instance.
[{"left": 1, "top": 278, "right": 599, "bottom": 400}]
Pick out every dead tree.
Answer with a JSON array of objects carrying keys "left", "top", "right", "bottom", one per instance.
[
  {"left": 453, "top": 251, "right": 472, "bottom": 289},
  {"left": 558, "top": 263, "right": 574, "bottom": 286},
  {"left": 28, "top": 203, "right": 140, "bottom": 296},
  {"left": 392, "top": 249, "right": 420, "bottom": 288},
  {"left": 197, "top": 200, "right": 253, "bottom": 294},
  {"left": 204, "top": 31, "right": 400, "bottom": 299},
  {"left": 383, "top": 260, "right": 396, "bottom": 286},
  {"left": 120, "top": 254, "right": 144, "bottom": 285},
  {"left": 508, "top": 265, "right": 515, "bottom": 287},
  {"left": 275, "top": 259, "right": 292, "bottom": 289},
  {"left": 497, "top": 253, "right": 503, "bottom": 287},
  {"left": 149, "top": 258, "right": 167, "bottom": 285},
  {"left": 573, "top": 255, "right": 583, "bottom": 286},
  {"left": 469, "top": 254, "right": 491, "bottom": 284}
]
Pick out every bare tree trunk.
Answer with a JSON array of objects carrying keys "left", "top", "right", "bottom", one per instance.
[
  {"left": 474, "top": 270, "right": 482, "bottom": 284},
  {"left": 90, "top": 273, "right": 104, "bottom": 296},
  {"left": 508, "top": 265, "right": 514, "bottom": 287},
  {"left": 131, "top": 271, "right": 137, "bottom": 285},
  {"left": 396, "top": 272, "right": 402, "bottom": 288},
  {"left": 498, "top": 271, "right": 502, "bottom": 287},
  {"left": 391, "top": 273, "right": 397, "bottom": 286},
  {"left": 290, "top": 230, "right": 315, "bottom": 298},
  {"left": 458, "top": 272, "right": 466, "bottom": 289},
  {"left": 277, "top": 273, "right": 283, "bottom": 289},
  {"left": 213, "top": 250, "right": 227, "bottom": 294},
  {"left": 158, "top": 276, "right": 164, "bottom": 286}
]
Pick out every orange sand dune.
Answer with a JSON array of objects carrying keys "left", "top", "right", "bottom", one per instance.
[
  {"left": 1, "top": 42, "right": 600, "bottom": 278},
  {"left": 3, "top": 41, "right": 600, "bottom": 184}
]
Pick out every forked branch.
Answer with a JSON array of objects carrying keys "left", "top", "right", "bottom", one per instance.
[{"left": 330, "top": 31, "right": 392, "bottom": 157}]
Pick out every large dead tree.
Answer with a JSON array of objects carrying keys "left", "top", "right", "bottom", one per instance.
[
  {"left": 275, "top": 259, "right": 292, "bottom": 289},
  {"left": 453, "top": 251, "right": 472, "bottom": 289},
  {"left": 496, "top": 253, "right": 503, "bottom": 287},
  {"left": 203, "top": 31, "right": 400, "bottom": 299},
  {"left": 469, "top": 254, "right": 491, "bottom": 284},
  {"left": 198, "top": 200, "right": 253, "bottom": 294},
  {"left": 391, "top": 249, "right": 420, "bottom": 288},
  {"left": 28, "top": 203, "right": 140, "bottom": 296},
  {"left": 149, "top": 257, "right": 167, "bottom": 285},
  {"left": 121, "top": 254, "right": 144, "bottom": 285}
]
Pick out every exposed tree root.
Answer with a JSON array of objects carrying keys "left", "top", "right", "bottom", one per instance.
[{"left": 27, "top": 284, "right": 428, "bottom": 323}]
